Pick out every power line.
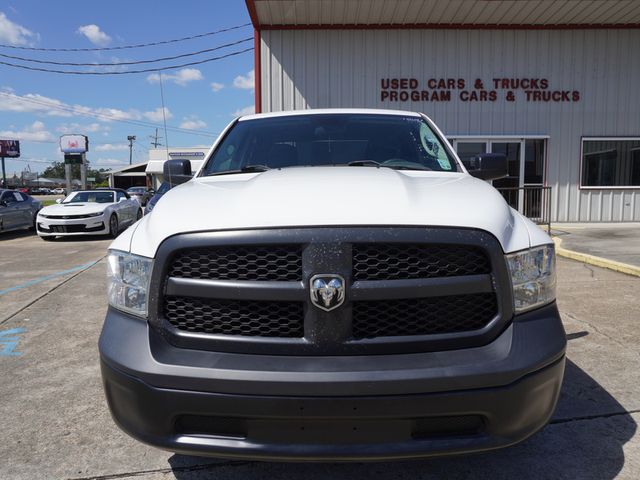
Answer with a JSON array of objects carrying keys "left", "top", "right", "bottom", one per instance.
[
  {"left": 0, "top": 47, "right": 253, "bottom": 75},
  {"left": 0, "top": 23, "right": 252, "bottom": 52},
  {"left": 0, "top": 37, "right": 252, "bottom": 67},
  {"left": 0, "top": 91, "right": 220, "bottom": 137}
]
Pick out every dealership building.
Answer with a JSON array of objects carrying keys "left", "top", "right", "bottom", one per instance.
[{"left": 246, "top": 0, "right": 640, "bottom": 222}]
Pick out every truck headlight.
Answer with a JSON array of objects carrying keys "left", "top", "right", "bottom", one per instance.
[
  {"left": 107, "top": 250, "right": 153, "bottom": 317},
  {"left": 506, "top": 245, "right": 556, "bottom": 313}
]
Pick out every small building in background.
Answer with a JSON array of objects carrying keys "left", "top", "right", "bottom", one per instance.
[
  {"left": 107, "top": 162, "right": 149, "bottom": 190},
  {"left": 146, "top": 147, "right": 209, "bottom": 188}
]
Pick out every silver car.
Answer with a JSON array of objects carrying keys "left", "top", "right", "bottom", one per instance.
[
  {"left": 0, "top": 189, "right": 42, "bottom": 233},
  {"left": 126, "top": 186, "right": 154, "bottom": 206}
]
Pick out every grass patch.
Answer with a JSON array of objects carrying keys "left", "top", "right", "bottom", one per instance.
[{"left": 41, "top": 200, "right": 58, "bottom": 206}]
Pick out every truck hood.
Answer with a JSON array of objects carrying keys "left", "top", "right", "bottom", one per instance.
[{"left": 121, "top": 167, "right": 544, "bottom": 257}]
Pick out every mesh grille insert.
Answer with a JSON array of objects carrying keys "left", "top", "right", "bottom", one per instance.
[
  {"left": 169, "top": 245, "right": 302, "bottom": 281},
  {"left": 352, "top": 243, "right": 491, "bottom": 281},
  {"left": 352, "top": 293, "right": 497, "bottom": 339},
  {"left": 164, "top": 296, "right": 304, "bottom": 337}
]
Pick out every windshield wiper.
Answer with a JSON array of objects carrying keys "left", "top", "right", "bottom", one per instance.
[
  {"left": 347, "top": 160, "right": 431, "bottom": 171},
  {"left": 206, "top": 164, "right": 271, "bottom": 176},
  {"left": 347, "top": 160, "right": 382, "bottom": 167}
]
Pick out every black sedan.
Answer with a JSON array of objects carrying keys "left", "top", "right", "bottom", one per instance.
[{"left": 0, "top": 189, "right": 42, "bottom": 233}]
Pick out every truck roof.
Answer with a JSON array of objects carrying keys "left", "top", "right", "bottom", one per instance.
[{"left": 238, "top": 108, "right": 423, "bottom": 122}]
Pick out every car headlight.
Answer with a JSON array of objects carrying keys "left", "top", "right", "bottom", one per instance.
[
  {"left": 506, "top": 245, "right": 556, "bottom": 313},
  {"left": 107, "top": 250, "right": 153, "bottom": 317},
  {"left": 87, "top": 212, "right": 103, "bottom": 217}
]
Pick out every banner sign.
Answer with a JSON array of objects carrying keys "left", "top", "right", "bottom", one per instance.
[
  {"left": 380, "top": 77, "right": 581, "bottom": 103},
  {"left": 60, "top": 134, "right": 89, "bottom": 154},
  {"left": 0, "top": 140, "right": 20, "bottom": 158},
  {"left": 64, "top": 153, "right": 84, "bottom": 165}
]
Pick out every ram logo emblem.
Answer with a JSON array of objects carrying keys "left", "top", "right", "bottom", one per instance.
[{"left": 310, "top": 274, "right": 346, "bottom": 312}]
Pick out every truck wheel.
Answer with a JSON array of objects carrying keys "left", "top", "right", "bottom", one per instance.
[{"left": 109, "top": 214, "right": 119, "bottom": 238}]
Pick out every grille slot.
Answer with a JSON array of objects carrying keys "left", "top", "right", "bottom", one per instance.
[
  {"left": 352, "top": 243, "right": 491, "bottom": 281},
  {"left": 169, "top": 245, "right": 302, "bottom": 281},
  {"left": 352, "top": 293, "right": 497, "bottom": 339},
  {"left": 164, "top": 296, "right": 304, "bottom": 337}
]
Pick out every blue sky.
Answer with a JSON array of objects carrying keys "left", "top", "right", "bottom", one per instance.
[{"left": 0, "top": 0, "right": 254, "bottom": 176}]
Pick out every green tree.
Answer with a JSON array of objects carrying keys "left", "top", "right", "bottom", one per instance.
[{"left": 42, "top": 161, "right": 108, "bottom": 183}]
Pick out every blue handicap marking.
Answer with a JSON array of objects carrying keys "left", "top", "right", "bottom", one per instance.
[{"left": 0, "top": 328, "right": 26, "bottom": 356}]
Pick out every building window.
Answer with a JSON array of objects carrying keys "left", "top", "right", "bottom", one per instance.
[{"left": 581, "top": 138, "right": 640, "bottom": 188}]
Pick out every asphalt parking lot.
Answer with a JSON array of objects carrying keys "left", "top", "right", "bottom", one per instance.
[{"left": 1, "top": 230, "right": 639, "bottom": 479}]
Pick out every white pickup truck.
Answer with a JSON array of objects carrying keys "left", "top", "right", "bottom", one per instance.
[{"left": 99, "top": 109, "right": 565, "bottom": 461}]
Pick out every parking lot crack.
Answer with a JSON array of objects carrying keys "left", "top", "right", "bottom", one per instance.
[
  {"left": 550, "top": 408, "right": 640, "bottom": 425},
  {"left": 0, "top": 256, "right": 105, "bottom": 326},
  {"left": 563, "top": 312, "right": 632, "bottom": 352}
]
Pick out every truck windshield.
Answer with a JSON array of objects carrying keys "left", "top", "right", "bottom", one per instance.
[{"left": 202, "top": 114, "right": 459, "bottom": 175}]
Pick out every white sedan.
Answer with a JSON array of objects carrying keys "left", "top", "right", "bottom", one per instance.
[{"left": 36, "top": 189, "right": 142, "bottom": 240}]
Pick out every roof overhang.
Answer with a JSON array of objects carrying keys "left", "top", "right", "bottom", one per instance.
[{"left": 246, "top": 0, "right": 640, "bottom": 30}]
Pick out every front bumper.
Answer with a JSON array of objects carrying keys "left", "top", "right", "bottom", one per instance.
[
  {"left": 36, "top": 216, "right": 107, "bottom": 236},
  {"left": 99, "top": 303, "right": 566, "bottom": 461}
]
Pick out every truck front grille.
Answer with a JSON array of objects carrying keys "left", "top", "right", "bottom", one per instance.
[
  {"left": 164, "top": 296, "right": 304, "bottom": 337},
  {"left": 169, "top": 245, "right": 302, "bottom": 281},
  {"left": 154, "top": 228, "right": 510, "bottom": 355},
  {"left": 352, "top": 293, "right": 498, "bottom": 339},
  {"left": 352, "top": 243, "right": 490, "bottom": 281}
]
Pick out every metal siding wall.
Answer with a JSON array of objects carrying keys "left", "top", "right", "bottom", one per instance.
[{"left": 261, "top": 29, "right": 640, "bottom": 222}]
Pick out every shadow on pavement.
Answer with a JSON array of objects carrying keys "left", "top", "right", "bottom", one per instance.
[
  {"left": 38, "top": 234, "right": 113, "bottom": 243},
  {"left": 166, "top": 359, "right": 636, "bottom": 479},
  {"left": 0, "top": 229, "right": 36, "bottom": 240}
]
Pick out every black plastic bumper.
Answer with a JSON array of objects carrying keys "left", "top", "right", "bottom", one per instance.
[{"left": 99, "top": 303, "right": 566, "bottom": 461}]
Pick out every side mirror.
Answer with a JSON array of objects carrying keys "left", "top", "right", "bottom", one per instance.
[
  {"left": 464, "top": 153, "right": 508, "bottom": 181},
  {"left": 55, "top": 198, "right": 62, "bottom": 204},
  {"left": 163, "top": 159, "right": 192, "bottom": 186}
]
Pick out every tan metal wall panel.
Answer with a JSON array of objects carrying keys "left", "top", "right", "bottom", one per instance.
[{"left": 260, "top": 28, "right": 640, "bottom": 221}]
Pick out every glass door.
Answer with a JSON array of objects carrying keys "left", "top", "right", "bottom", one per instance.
[
  {"left": 451, "top": 137, "right": 547, "bottom": 215},
  {"left": 490, "top": 141, "right": 523, "bottom": 211}
]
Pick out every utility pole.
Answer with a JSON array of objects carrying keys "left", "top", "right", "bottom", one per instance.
[
  {"left": 149, "top": 128, "right": 163, "bottom": 148},
  {"left": 1, "top": 157, "right": 5, "bottom": 189},
  {"left": 127, "top": 135, "right": 136, "bottom": 165}
]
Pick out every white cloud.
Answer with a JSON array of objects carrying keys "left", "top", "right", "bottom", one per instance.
[
  {"left": 210, "top": 82, "right": 224, "bottom": 92},
  {"left": 146, "top": 68, "right": 203, "bottom": 86},
  {"left": 0, "top": 12, "right": 36, "bottom": 46},
  {"left": 231, "top": 105, "right": 255, "bottom": 117},
  {"left": 77, "top": 24, "right": 111, "bottom": 46},
  {"left": 233, "top": 70, "right": 254, "bottom": 90},
  {"left": 56, "top": 122, "right": 108, "bottom": 134},
  {"left": 0, "top": 89, "right": 73, "bottom": 117},
  {"left": 95, "top": 143, "right": 129, "bottom": 152},
  {"left": 0, "top": 89, "right": 174, "bottom": 128},
  {"left": 94, "top": 158, "right": 128, "bottom": 168},
  {"left": 142, "top": 107, "right": 172, "bottom": 122},
  {"left": 179, "top": 116, "right": 207, "bottom": 130},
  {"left": 0, "top": 120, "right": 53, "bottom": 142}
]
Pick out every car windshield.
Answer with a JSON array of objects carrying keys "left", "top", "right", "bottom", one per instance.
[
  {"left": 202, "top": 113, "right": 459, "bottom": 175},
  {"left": 128, "top": 187, "right": 145, "bottom": 193},
  {"left": 63, "top": 191, "right": 115, "bottom": 204}
]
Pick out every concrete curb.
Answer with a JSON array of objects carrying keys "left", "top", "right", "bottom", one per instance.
[{"left": 553, "top": 237, "right": 640, "bottom": 278}]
